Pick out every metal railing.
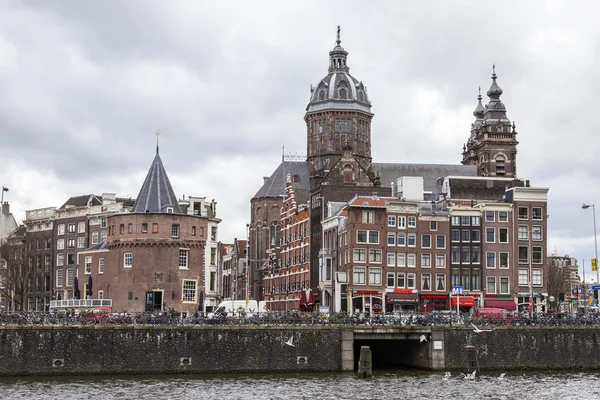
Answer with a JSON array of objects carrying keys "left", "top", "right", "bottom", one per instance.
[{"left": 1, "top": 311, "right": 599, "bottom": 327}]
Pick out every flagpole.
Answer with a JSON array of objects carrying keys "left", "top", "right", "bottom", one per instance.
[{"left": 1, "top": 186, "right": 8, "bottom": 204}]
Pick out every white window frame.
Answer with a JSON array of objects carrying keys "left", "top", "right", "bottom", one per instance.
[
  {"left": 485, "top": 210, "right": 495, "bottom": 222},
  {"left": 407, "top": 253, "right": 416, "bottom": 268},
  {"left": 499, "top": 211, "right": 508, "bottom": 222},
  {"left": 500, "top": 277, "right": 509, "bottom": 294},
  {"left": 408, "top": 216, "right": 417, "bottom": 228},
  {"left": 77, "top": 236, "right": 86, "bottom": 249},
  {"left": 499, "top": 252, "right": 509, "bottom": 269},
  {"left": 436, "top": 254, "right": 445, "bottom": 268},
  {"left": 56, "top": 253, "right": 64, "bottom": 267},
  {"left": 397, "top": 232, "right": 406, "bottom": 247},
  {"left": 56, "top": 269, "right": 64, "bottom": 287},
  {"left": 387, "top": 215, "right": 396, "bottom": 227},
  {"left": 58, "top": 224, "right": 65, "bottom": 235},
  {"left": 387, "top": 252, "right": 396, "bottom": 267},
  {"left": 436, "top": 235, "right": 446, "bottom": 249},
  {"left": 78, "top": 221, "right": 86, "bottom": 233},
  {"left": 532, "top": 207, "right": 543, "bottom": 221},
  {"left": 397, "top": 272, "right": 405, "bottom": 288},
  {"left": 421, "top": 234, "right": 431, "bottom": 249},
  {"left": 92, "top": 232, "right": 99, "bottom": 245},
  {"left": 98, "top": 258, "right": 104, "bottom": 274},
  {"left": 487, "top": 276, "right": 497, "bottom": 294},
  {"left": 57, "top": 239, "right": 65, "bottom": 250},
  {"left": 518, "top": 225, "right": 529, "bottom": 241},
  {"left": 421, "top": 254, "right": 431, "bottom": 268},
  {"left": 357, "top": 230, "right": 368, "bottom": 243},
  {"left": 518, "top": 207, "right": 529, "bottom": 220},
  {"left": 182, "top": 279, "right": 197, "bottom": 303},
  {"left": 532, "top": 225, "right": 543, "bottom": 241},
  {"left": 179, "top": 248, "right": 189, "bottom": 269},
  {"left": 407, "top": 233, "right": 416, "bottom": 247},
  {"left": 353, "top": 248, "right": 366, "bottom": 263},
  {"left": 386, "top": 272, "right": 395, "bottom": 288},
  {"left": 421, "top": 273, "right": 431, "bottom": 291},
  {"left": 436, "top": 273, "right": 446, "bottom": 291},
  {"left": 368, "top": 267, "right": 382, "bottom": 285},
  {"left": 407, "top": 273, "right": 416, "bottom": 289},
  {"left": 518, "top": 268, "right": 528, "bottom": 285},
  {"left": 486, "top": 252, "right": 496, "bottom": 269},
  {"left": 398, "top": 216, "right": 406, "bottom": 229},
  {"left": 486, "top": 227, "right": 495, "bottom": 243},
  {"left": 369, "top": 249, "right": 382, "bottom": 263},
  {"left": 397, "top": 253, "right": 406, "bottom": 267},
  {"left": 353, "top": 266, "right": 366, "bottom": 285},
  {"left": 532, "top": 269, "right": 543, "bottom": 286},
  {"left": 85, "top": 256, "right": 92, "bottom": 274},
  {"left": 387, "top": 232, "right": 396, "bottom": 246},
  {"left": 362, "top": 211, "right": 375, "bottom": 224},
  {"left": 124, "top": 252, "right": 133, "bottom": 268}
]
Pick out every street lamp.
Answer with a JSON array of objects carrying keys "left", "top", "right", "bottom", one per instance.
[
  {"left": 582, "top": 204, "right": 599, "bottom": 307},
  {"left": 245, "top": 223, "right": 250, "bottom": 306}
]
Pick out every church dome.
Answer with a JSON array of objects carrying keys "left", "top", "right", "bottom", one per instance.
[{"left": 306, "top": 27, "right": 371, "bottom": 113}]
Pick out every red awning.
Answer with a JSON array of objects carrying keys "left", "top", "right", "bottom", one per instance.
[
  {"left": 484, "top": 299, "right": 516, "bottom": 311},
  {"left": 450, "top": 297, "right": 476, "bottom": 307}
]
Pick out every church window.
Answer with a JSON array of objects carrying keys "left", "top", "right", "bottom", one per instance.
[
  {"left": 339, "top": 88, "right": 347, "bottom": 99},
  {"left": 292, "top": 174, "right": 300, "bottom": 183},
  {"left": 319, "top": 90, "right": 325, "bottom": 101},
  {"left": 495, "top": 155, "right": 506, "bottom": 176},
  {"left": 358, "top": 91, "right": 364, "bottom": 102}
]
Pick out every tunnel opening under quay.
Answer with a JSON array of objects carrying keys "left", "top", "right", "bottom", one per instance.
[{"left": 353, "top": 338, "right": 427, "bottom": 371}]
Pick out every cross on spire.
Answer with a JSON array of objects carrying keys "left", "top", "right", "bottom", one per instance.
[{"left": 336, "top": 26, "right": 341, "bottom": 46}]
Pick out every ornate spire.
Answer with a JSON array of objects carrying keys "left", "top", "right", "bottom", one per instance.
[
  {"left": 486, "top": 63, "right": 503, "bottom": 99},
  {"left": 473, "top": 86, "right": 485, "bottom": 119},
  {"left": 328, "top": 26, "right": 349, "bottom": 73}
]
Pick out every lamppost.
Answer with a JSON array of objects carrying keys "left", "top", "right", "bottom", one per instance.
[
  {"left": 245, "top": 223, "right": 250, "bottom": 306},
  {"left": 582, "top": 204, "right": 599, "bottom": 307}
]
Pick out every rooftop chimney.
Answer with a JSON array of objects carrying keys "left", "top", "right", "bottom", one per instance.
[{"left": 1, "top": 202, "right": 9, "bottom": 215}]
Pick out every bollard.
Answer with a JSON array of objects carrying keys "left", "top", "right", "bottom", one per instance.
[
  {"left": 463, "top": 345, "right": 479, "bottom": 375},
  {"left": 357, "top": 346, "right": 372, "bottom": 378}
]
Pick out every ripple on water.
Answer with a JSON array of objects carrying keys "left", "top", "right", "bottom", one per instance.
[{"left": 1, "top": 371, "right": 600, "bottom": 400}]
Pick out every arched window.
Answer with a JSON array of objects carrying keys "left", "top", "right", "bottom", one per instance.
[
  {"left": 343, "top": 164, "right": 353, "bottom": 183},
  {"left": 358, "top": 91, "right": 364, "bottom": 102},
  {"left": 319, "top": 90, "right": 325, "bottom": 101},
  {"left": 339, "top": 89, "right": 347, "bottom": 99},
  {"left": 495, "top": 155, "right": 506, "bottom": 176}
]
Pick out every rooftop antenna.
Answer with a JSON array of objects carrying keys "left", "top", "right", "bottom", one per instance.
[{"left": 156, "top": 129, "right": 161, "bottom": 154}]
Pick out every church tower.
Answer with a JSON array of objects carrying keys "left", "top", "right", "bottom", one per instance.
[
  {"left": 462, "top": 66, "right": 519, "bottom": 177},
  {"left": 306, "top": 27, "right": 387, "bottom": 305},
  {"left": 305, "top": 26, "right": 379, "bottom": 190}
]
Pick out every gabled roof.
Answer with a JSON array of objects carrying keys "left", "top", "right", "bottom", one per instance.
[
  {"left": 252, "top": 161, "right": 477, "bottom": 199},
  {"left": 131, "top": 152, "right": 183, "bottom": 214},
  {"left": 59, "top": 194, "right": 102, "bottom": 209},
  {"left": 372, "top": 163, "right": 478, "bottom": 193},
  {"left": 252, "top": 161, "right": 310, "bottom": 199}
]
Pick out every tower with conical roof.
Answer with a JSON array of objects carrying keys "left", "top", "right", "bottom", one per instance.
[
  {"left": 131, "top": 146, "right": 183, "bottom": 214},
  {"left": 461, "top": 66, "right": 519, "bottom": 177}
]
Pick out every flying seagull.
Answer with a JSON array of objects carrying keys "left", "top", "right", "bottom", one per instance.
[
  {"left": 442, "top": 372, "right": 451, "bottom": 380},
  {"left": 284, "top": 336, "right": 295, "bottom": 347},
  {"left": 498, "top": 373, "right": 506, "bottom": 380},
  {"left": 470, "top": 323, "right": 493, "bottom": 333},
  {"left": 419, "top": 334, "right": 427, "bottom": 343}
]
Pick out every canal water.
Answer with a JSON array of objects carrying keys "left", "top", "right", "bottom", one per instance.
[{"left": 1, "top": 370, "right": 599, "bottom": 399}]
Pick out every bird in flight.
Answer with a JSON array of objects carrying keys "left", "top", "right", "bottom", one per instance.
[
  {"left": 442, "top": 372, "right": 451, "bottom": 380},
  {"left": 470, "top": 323, "right": 493, "bottom": 333},
  {"left": 284, "top": 336, "right": 295, "bottom": 347},
  {"left": 461, "top": 371, "right": 477, "bottom": 379},
  {"left": 419, "top": 334, "right": 428, "bottom": 343},
  {"left": 498, "top": 372, "right": 506, "bottom": 380}
]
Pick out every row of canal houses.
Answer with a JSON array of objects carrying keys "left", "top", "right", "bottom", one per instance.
[{"left": 262, "top": 173, "right": 548, "bottom": 314}]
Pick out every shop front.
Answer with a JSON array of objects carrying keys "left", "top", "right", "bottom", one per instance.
[
  {"left": 386, "top": 288, "right": 419, "bottom": 313},
  {"left": 450, "top": 295, "right": 476, "bottom": 312},
  {"left": 483, "top": 295, "right": 516, "bottom": 311},
  {"left": 351, "top": 290, "right": 383, "bottom": 314},
  {"left": 419, "top": 294, "right": 449, "bottom": 313}
]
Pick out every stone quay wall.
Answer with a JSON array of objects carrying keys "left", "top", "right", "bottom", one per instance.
[
  {"left": 443, "top": 326, "right": 600, "bottom": 371},
  {"left": 0, "top": 326, "right": 341, "bottom": 376}
]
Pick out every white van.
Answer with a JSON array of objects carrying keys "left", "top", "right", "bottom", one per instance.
[{"left": 209, "top": 300, "right": 263, "bottom": 318}]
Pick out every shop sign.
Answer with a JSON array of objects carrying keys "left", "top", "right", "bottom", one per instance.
[{"left": 394, "top": 288, "right": 418, "bottom": 295}]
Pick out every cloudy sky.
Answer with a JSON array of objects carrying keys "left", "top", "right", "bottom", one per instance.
[{"left": 1, "top": 1, "right": 599, "bottom": 278}]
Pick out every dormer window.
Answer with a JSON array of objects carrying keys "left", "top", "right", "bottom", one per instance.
[{"left": 166, "top": 207, "right": 174, "bottom": 214}]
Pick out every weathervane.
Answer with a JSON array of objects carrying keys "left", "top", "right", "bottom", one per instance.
[
  {"left": 156, "top": 129, "right": 161, "bottom": 154},
  {"left": 336, "top": 26, "right": 341, "bottom": 45}
]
